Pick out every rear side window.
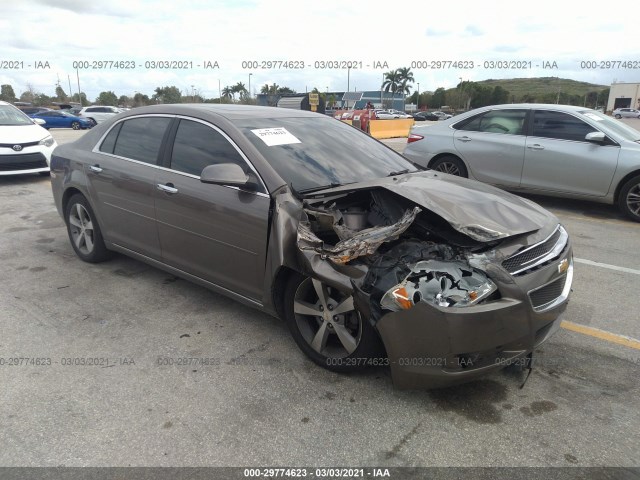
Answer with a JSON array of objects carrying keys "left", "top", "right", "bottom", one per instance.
[
  {"left": 455, "top": 109, "right": 527, "bottom": 135},
  {"left": 532, "top": 110, "right": 597, "bottom": 142},
  {"left": 99, "top": 123, "right": 123, "bottom": 154},
  {"left": 111, "top": 117, "right": 171, "bottom": 164},
  {"left": 170, "top": 119, "right": 246, "bottom": 176}
]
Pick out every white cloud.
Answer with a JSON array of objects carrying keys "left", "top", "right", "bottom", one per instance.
[{"left": 1, "top": 0, "right": 638, "bottom": 100}]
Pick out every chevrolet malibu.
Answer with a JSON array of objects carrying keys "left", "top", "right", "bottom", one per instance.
[
  {"left": 50, "top": 105, "right": 573, "bottom": 389},
  {"left": 404, "top": 104, "right": 640, "bottom": 222}
]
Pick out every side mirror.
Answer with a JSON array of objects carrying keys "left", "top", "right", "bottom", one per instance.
[
  {"left": 585, "top": 131, "right": 606, "bottom": 143},
  {"left": 200, "top": 163, "right": 248, "bottom": 187},
  {"left": 33, "top": 118, "right": 46, "bottom": 126}
]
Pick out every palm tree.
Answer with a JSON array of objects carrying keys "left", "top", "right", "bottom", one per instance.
[
  {"left": 396, "top": 67, "right": 414, "bottom": 94},
  {"left": 260, "top": 84, "right": 270, "bottom": 94},
  {"left": 221, "top": 86, "right": 233, "bottom": 101},
  {"left": 381, "top": 70, "right": 401, "bottom": 93},
  {"left": 233, "top": 82, "right": 248, "bottom": 100}
]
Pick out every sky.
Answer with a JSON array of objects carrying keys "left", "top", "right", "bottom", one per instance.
[{"left": 1, "top": 0, "right": 639, "bottom": 102}]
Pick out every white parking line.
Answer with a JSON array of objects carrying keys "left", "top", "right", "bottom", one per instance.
[{"left": 575, "top": 258, "right": 640, "bottom": 276}]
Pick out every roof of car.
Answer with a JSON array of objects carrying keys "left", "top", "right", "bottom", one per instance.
[{"left": 109, "top": 104, "right": 322, "bottom": 120}]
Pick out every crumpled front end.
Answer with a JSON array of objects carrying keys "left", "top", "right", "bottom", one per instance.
[{"left": 282, "top": 184, "right": 572, "bottom": 389}]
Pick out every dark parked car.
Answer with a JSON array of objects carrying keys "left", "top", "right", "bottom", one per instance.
[
  {"left": 413, "top": 111, "right": 440, "bottom": 121},
  {"left": 50, "top": 105, "right": 573, "bottom": 389},
  {"left": 17, "top": 106, "right": 52, "bottom": 115},
  {"left": 30, "top": 110, "right": 93, "bottom": 130}
]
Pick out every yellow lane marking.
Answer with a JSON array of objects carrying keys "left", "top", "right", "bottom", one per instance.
[{"left": 561, "top": 320, "right": 640, "bottom": 350}]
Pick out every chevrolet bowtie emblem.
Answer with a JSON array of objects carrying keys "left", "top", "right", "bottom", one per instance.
[{"left": 558, "top": 258, "right": 569, "bottom": 274}]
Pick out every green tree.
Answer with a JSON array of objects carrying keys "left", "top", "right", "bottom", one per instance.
[
  {"left": 431, "top": 87, "right": 446, "bottom": 108},
  {"left": 55, "top": 85, "right": 67, "bottom": 102},
  {"left": 490, "top": 85, "right": 509, "bottom": 105},
  {"left": 118, "top": 95, "right": 131, "bottom": 106},
  {"left": 153, "top": 86, "right": 182, "bottom": 104},
  {"left": 95, "top": 91, "right": 118, "bottom": 105},
  {"left": 276, "top": 86, "right": 295, "bottom": 94},
  {"left": 1, "top": 84, "right": 16, "bottom": 102},
  {"left": 71, "top": 92, "right": 88, "bottom": 105},
  {"left": 396, "top": 67, "right": 414, "bottom": 94},
  {"left": 133, "top": 92, "right": 150, "bottom": 106},
  {"left": 381, "top": 70, "right": 401, "bottom": 93},
  {"left": 232, "top": 82, "right": 248, "bottom": 101},
  {"left": 33, "top": 93, "right": 53, "bottom": 106}
]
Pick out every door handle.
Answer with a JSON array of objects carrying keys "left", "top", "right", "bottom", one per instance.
[
  {"left": 527, "top": 144, "right": 545, "bottom": 150},
  {"left": 157, "top": 183, "right": 178, "bottom": 194},
  {"left": 456, "top": 136, "right": 472, "bottom": 142},
  {"left": 89, "top": 164, "right": 103, "bottom": 173}
]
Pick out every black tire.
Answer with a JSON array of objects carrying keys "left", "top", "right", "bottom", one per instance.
[
  {"left": 39, "top": 171, "right": 50, "bottom": 177},
  {"left": 618, "top": 175, "right": 640, "bottom": 222},
  {"left": 64, "top": 194, "right": 112, "bottom": 262},
  {"left": 88, "top": 118, "right": 97, "bottom": 126},
  {"left": 71, "top": 121, "right": 80, "bottom": 130},
  {"left": 615, "top": 114, "right": 622, "bottom": 119},
  {"left": 283, "top": 273, "right": 384, "bottom": 372},
  {"left": 430, "top": 155, "right": 468, "bottom": 177}
]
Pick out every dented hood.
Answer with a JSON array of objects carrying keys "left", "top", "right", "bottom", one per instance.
[{"left": 305, "top": 171, "right": 556, "bottom": 242}]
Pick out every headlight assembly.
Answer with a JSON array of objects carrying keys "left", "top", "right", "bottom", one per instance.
[
  {"left": 39, "top": 135, "right": 55, "bottom": 147},
  {"left": 381, "top": 260, "right": 497, "bottom": 311}
]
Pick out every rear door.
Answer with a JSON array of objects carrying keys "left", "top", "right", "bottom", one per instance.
[
  {"left": 521, "top": 109, "right": 620, "bottom": 196},
  {"left": 452, "top": 108, "right": 528, "bottom": 187},
  {"left": 154, "top": 118, "right": 270, "bottom": 300},
  {"left": 87, "top": 115, "right": 173, "bottom": 258}
]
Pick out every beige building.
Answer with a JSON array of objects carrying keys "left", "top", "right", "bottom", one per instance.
[{"left": 607, "top": 82, "right": 640, "bottom": 112}]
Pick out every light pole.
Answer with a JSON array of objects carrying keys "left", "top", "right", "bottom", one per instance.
[
  {"left": 248, "top": 73, "right": 252, "bottom": 102},
  {"left": 191, "top": 85, "right": 194, "bottom": 103},
  {"left": 347, "top": 66, "right": 351, "bottom": 108},
  {"left": 218, "top": 79, "right": 221, "bottom": 104},
  {"left": 417, "top": 82, "right": 420, "bottom": 111}
]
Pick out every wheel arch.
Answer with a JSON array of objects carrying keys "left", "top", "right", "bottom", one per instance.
[
  {"left": 614, "top": 170, "right": 640, "bottom": 203},
  {"left": 271, "top": 265, "right": 300, "bottom": 320}
]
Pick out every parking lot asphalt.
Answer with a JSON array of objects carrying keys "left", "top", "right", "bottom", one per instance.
[{"left": 1, "top": 124, "right": 639, "bottom": 468}]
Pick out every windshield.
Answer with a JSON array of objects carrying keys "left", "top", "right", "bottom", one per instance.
[
  {"left": 578, "top": 110, "right": 640, "bottom": 142},
  {"left": 234, "top": 116, "right": 418, "bottom": 191},
  {"left": 0, "top": 105, "right": 35, "bottom": 126}
]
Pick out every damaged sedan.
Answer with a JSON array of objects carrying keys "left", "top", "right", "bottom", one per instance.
[{"left": 50, "top": 105, "right": 573, "bottom": 389}]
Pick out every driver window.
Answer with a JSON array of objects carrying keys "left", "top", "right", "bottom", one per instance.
[{"left": 170, "top": 119, "right": 247, "bottom": 177}]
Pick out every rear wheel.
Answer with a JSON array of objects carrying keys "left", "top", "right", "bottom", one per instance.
[
  {"left": 283, "top": 274, "right": 384, "bottom": 372},
  {"left": 430, "top": 155, "right": 468, "bottom": 177},
  {"left": 619, "top": 175, "right": 640, "bottom": 222},
  {"left": 615, "top": 114, "right": 622, "bottom": 119},
  {"left": 65, "top": 194, "right": 111, "bottom": 262}
]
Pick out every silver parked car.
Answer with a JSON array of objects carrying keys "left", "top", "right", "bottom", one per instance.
[
  {"left": 613, "top": 108, "right": 640, "bottom": 119},
  {"left": 404, "top": 104, "right": 640, "bottom": 221},
  {"left": 50, "top": 105, "right": 573, "bottom": 389}
]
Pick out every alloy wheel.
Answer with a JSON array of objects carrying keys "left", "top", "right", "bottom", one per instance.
[
  {"left": 293, "top": 278, "right": 362, "bottom": 358},
  {"left": 626, "top": 184, "right": 640, "bottom": 217},
  {"left": 434, "top": 162, "right": 462, "bottom": 176},
  {"left": 68, "top": 203, "right": 95, "bottom": 255}
]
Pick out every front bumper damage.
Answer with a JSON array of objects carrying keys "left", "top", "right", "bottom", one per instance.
[{"left": 277, "top": 175, "right": 573, "bottom": 389}]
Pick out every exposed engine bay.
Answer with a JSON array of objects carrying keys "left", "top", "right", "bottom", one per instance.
[{"left": 296, "top": 188, "right": 504, "bottom": 323}]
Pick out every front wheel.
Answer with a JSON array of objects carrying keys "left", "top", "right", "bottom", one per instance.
[
  {"left": 71, "top": 121, "right": 80, "bottom": 130},
  {"left": 615, "top": 114, "right": 622, "bottom": 119},
  {"left": 619, "top": 175, "right": 640, "bottom": 222},
  {"left": 430, "top": 155, "right": 468, "bottom": 177},
  {"left": 284, "top": 274, "right": 384, "bottom": 372},
  {"left": 65, "top": 194, "right": 112, "bottom": 262}
]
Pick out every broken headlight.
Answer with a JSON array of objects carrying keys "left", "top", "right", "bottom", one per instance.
[{"left": 380, "top": 260, "right": 497, "bottom": 311}]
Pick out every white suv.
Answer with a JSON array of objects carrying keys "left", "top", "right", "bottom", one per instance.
[{"left": 78, "top": 106, "right": 121, "bottom": 124}]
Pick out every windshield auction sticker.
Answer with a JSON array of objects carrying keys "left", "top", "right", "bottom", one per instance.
[{"left": 251, "top": 127, "right": 301, "bottom": 146}]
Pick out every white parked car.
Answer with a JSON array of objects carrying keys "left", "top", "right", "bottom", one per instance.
[
  {"left": 387, "top": 109, "right": 412, "bottom": 118},
  {"left": 613, "top": 108, "right": 640, "bottom": 119},
  {"left": 372, "top": 109, "right": 399, "bottom": 120},
  {"left": 0, "top": 101, "right": 57, "bottom": 176},
  {"left": 78, "top": 106, "right": 122, "bottom": 124}
]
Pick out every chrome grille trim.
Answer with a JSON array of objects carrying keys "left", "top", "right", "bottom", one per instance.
[
  {"left": 503, "top": 225, "right": 568, "bottom": 275},
  {"left": 528, "top": 259, "right": 574, "bottom": 313}
]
